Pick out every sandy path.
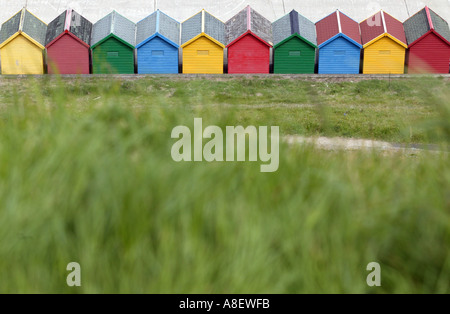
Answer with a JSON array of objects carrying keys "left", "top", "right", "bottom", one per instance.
[{"left": 284, "top": 136, "right": 447, "bottom": 154}]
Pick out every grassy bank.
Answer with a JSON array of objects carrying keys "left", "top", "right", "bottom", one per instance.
[
  {"left": 1, "top": 76, "right": 449, "bottom": 144},
  {"left": 0, "top": 77, "right": 448, "bottom": 293}
]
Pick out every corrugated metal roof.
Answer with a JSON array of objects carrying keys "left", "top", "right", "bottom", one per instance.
[
  {"left": 250, "top": 7, "right": 272, "bottom": 45},
  {"left": 272, "top": 13, "right": 291, "bottom": 45},
  {"left": 45, "top": 11, "right": 66, "bottom": 45},
  {"left": 360, "top": 12, "right": 384, "bottom": 45},
  {"left": 226, "top": 6, "right": 272, "bottom": 45},
  {"left": 91, "top": 11, "right": 135, "bottom": 47},
  {"left": 403, "top": 9, "right": 430, "bottom": 45},
  {"left": 45, "top": 10, "right": 92, "bottom": 46},
  {"left": 430, "top": 9, "right": 450, "bottom": 43},
  {"left": 225, "top": 8, "right": 247, "bottom": 45},
  {"left": 136, "top": 11, "right": 157, "bottom": 45},
  {"left": 384, "top": 12, "right": 407, "bottom": 45},
  {"left": 159, "top": 10, "right": 180, "bottom": 45},
  {"left": 137, "top": 10, "right": 180, "bottom": 46},
  {"left": 0, "top": 9, "right": 47, "bottom": 46},
  {"left": 316, "top": 10, "right": 360, "bottom": 46},
  {"left": 204, "top": 11, "right": 225, "bottom": 44},
  {"left": 298, "top": 12, "right": 316, "bottom": 45},
  {"left": 91, "top": 13, "right": 112, "bottom": 46},
  {"left": 360, "top": 11, "right": 406, "bottom": 46},
  {"left": 339, "top": 12, "right": 361, "bottom": 44},
  {"left": 0, "top": 10, "right": 21, "bottom": 44},
  {"left": 182, "top": 10, "right": 224, "bottom": 45},
  {"left": 70, "top": 10, "right": 93, "bottom": 45},
  {"left": 181, "top": 11, "right": 202, "bottom": 44},
  {"left": 272, "top": 10, "right": 316, "bottom": 46},
  {"left": 316, "top": 11, "right": 339, "bottom": 45},
  {"left": 112, "top": 11, "right": 136, "bottom": 46},
  {"left": 22, "top": 10, "right": 47, "bottom": 46}
]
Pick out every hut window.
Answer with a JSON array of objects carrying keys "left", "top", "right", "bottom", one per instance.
[
  {"left": 197, "top": 50, "right": 209, "bottom": 56},
  {"left": 333, "top": 50, "right": 346, "bottom": 56},
  {"left": 379, "top": 50, "right": 391, "bottom": 55},
  {"left": 152, "top": 50, "right": 164, "bottom": 56},
  {"left": 107, "top": 52, "right": 119, "bottom": 58},
  {"left": 289, "top": 51, "right": 301, "bottom": 56}
]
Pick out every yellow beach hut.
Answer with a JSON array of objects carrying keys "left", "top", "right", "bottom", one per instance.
[
  {"left": 360, "top": 11, "right": 408, "bottom": 74},
  {"left": 181, "top": 10, "right": 225, "bottom": 74},
  {"left": 0, "top": 8, "right": 47, "bottom": 75}
]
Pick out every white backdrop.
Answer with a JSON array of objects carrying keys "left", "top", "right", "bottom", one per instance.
[{"left": 1, "top": 0, "right": 449, "bottom": 24}]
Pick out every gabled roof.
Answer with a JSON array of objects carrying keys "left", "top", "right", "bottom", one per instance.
[
  {"left": 273, "top": 10, "right": 316, "bottom": 47},
  {"left": 0, "top": 8, "right": 47, "bottom": 49},
  {"left": 403, "top": 6, "right": 450, "bottom": 47},
  {"left": 316, "top": 10, "right": 362, "bottom": 48},
  {"left": 360, "top": 11, "right": 407, "bottom": 48},
  {"left": 136, "top": 10, "right": 180, "bottom": 48},
  {"left": 225, "top": 6, "right": 272, "bottom": 47},
  {"left": 45, "top": 9, "right": 92, "bottom": 48},
  {"left": 91, "top": 11, "right": 136, "bottom": 49},
  {"left": 181, "top": 9, "right": 225, "bottom": 48}
]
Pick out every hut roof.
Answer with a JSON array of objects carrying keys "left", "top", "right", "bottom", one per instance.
[
  {"left": 91, "top": 11, "right": 136, "bottom": 49},
  {"left": 0, "top": 8, "right": 47, "bottom": 49},
  {"left": 136, "top": 10, "right": 180, "bottom": 48}
]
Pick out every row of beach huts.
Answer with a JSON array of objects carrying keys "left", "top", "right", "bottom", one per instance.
[{"left": 0, "top": 6, "right": 449, "bottom": 75}]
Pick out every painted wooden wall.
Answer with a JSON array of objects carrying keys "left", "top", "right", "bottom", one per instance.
[
  {"left": 407, "top": 32, "right": 450, "bottom": 74},
  {"left": 47, "top": 34, "right": 90, "bottom": 74},
  {"left": 137, "top": 36, "right": 179, "bottom": 74},
  {"left": 318, "top": 37, "right": 360, "bottom": 74},
  {"left": 273, "top": 36, "right": 315, "bottom": 74},
  {"left": 228, "top": 34, "right": 270, "bottom": 74},
  {"left": 0, "top": 35, "right": 44, "bottom": 74},
  {"left": 182, "top": 36, "right": 223, "bottom": 74},
  {"left": 92, "top": 37, "right": 134, "bottom": 74},
  {"left": 363, "top": 37, "right": 405, "bottom": 74}
]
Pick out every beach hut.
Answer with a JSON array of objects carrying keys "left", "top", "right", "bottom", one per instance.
[
  {"left": 272, "top": 10, "right": 317, "bottom": 74},
  {"left": 316, "top": 10, "right": 362, "bottom": 74},
  {"left": 360, "top": 11, "right": 407, "bottom": 74},
  {"left": 0, "top": 8, "right": 47, "bottom": 74},
  {"left": 45, "top": 9, "right": 92, "bottom": 74},
  {"left": 136, "top": 10, "right": 180, "bottom": 74},
  {"left": 404, "top": 6, "right": 450, "bottom": 74},
  {"left": 225, "top": 6, "right": 272, "bottom": 74},
  {"left": 91, "top": 11, "right": 136, "bottom": 74},
  {"left": 181, "top": 10, "right": 225, "bottom": 74}
]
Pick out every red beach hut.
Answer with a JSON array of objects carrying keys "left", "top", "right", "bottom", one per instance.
[
  {"left": 45, "top": 9, "right": 92, "bottom": 74},
  {"left": 403, "top": 6, "right": 450, "bottom": 73},
  {"left": 225, "top": 6, "right": 273, "bottom": 74}
]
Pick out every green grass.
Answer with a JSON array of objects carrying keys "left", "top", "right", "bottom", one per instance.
[
  {"left": 2, "top": 76, "right": 448, "bottom": 144},
  {"left": 0, "top": 76, "right": 448, "bottom": 293}
]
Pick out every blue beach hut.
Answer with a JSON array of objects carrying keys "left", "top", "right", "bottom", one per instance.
[
  {"left": 136, "top": 10, "right": 180, "bottom": 74},
  {"left": 316, "top": 10, "right": 362, "bottom": 74}
]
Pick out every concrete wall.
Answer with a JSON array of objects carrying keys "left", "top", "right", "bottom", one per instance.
[{"left": 1, "top": 0, "right": 449, "bottom": 25}]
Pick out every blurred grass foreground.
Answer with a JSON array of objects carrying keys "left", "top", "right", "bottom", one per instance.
[{"left": 0, "top": 76, "right": 448, "bottom": 293}]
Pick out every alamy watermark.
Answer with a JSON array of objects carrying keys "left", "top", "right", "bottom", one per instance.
[
  {"left": 66, "top": 262, "right": 81, "bottom": 287},
  {"left": 171, "top": 118, "right": 279, "bottom": 173},
  {"left": 366, "top": 262, "right": 381, "bottom": 287}
]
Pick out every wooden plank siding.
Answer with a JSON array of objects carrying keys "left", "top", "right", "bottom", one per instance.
[
  {"left": 92, "top": 37, "right": 134, "bottom": 74},
  {"left": 227, "top": 34, "right": 270, "bottom": 74},
  {"left": 0, "top": 34, "right": 44, "bottom": 74},
  {"left": 408, "top": 32, "right": 450, "bottom": 73},
  {"left": 363, "top": 36, "right": 405, "bottom": 74},
  {"left": 274, "top": 36, "right": 315, "bottom": 73},
  {"left": 137, "top": 36, "right": 179, "bottom": 74},
  {"left": 47, "top": 34, "right": 90, "bottom": 74},
  {"left": 182, "top": 36, "right": 224, "bottom": 74},
  {"left": 318, "top": 37, "right": 360, "bottom": 74}
]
